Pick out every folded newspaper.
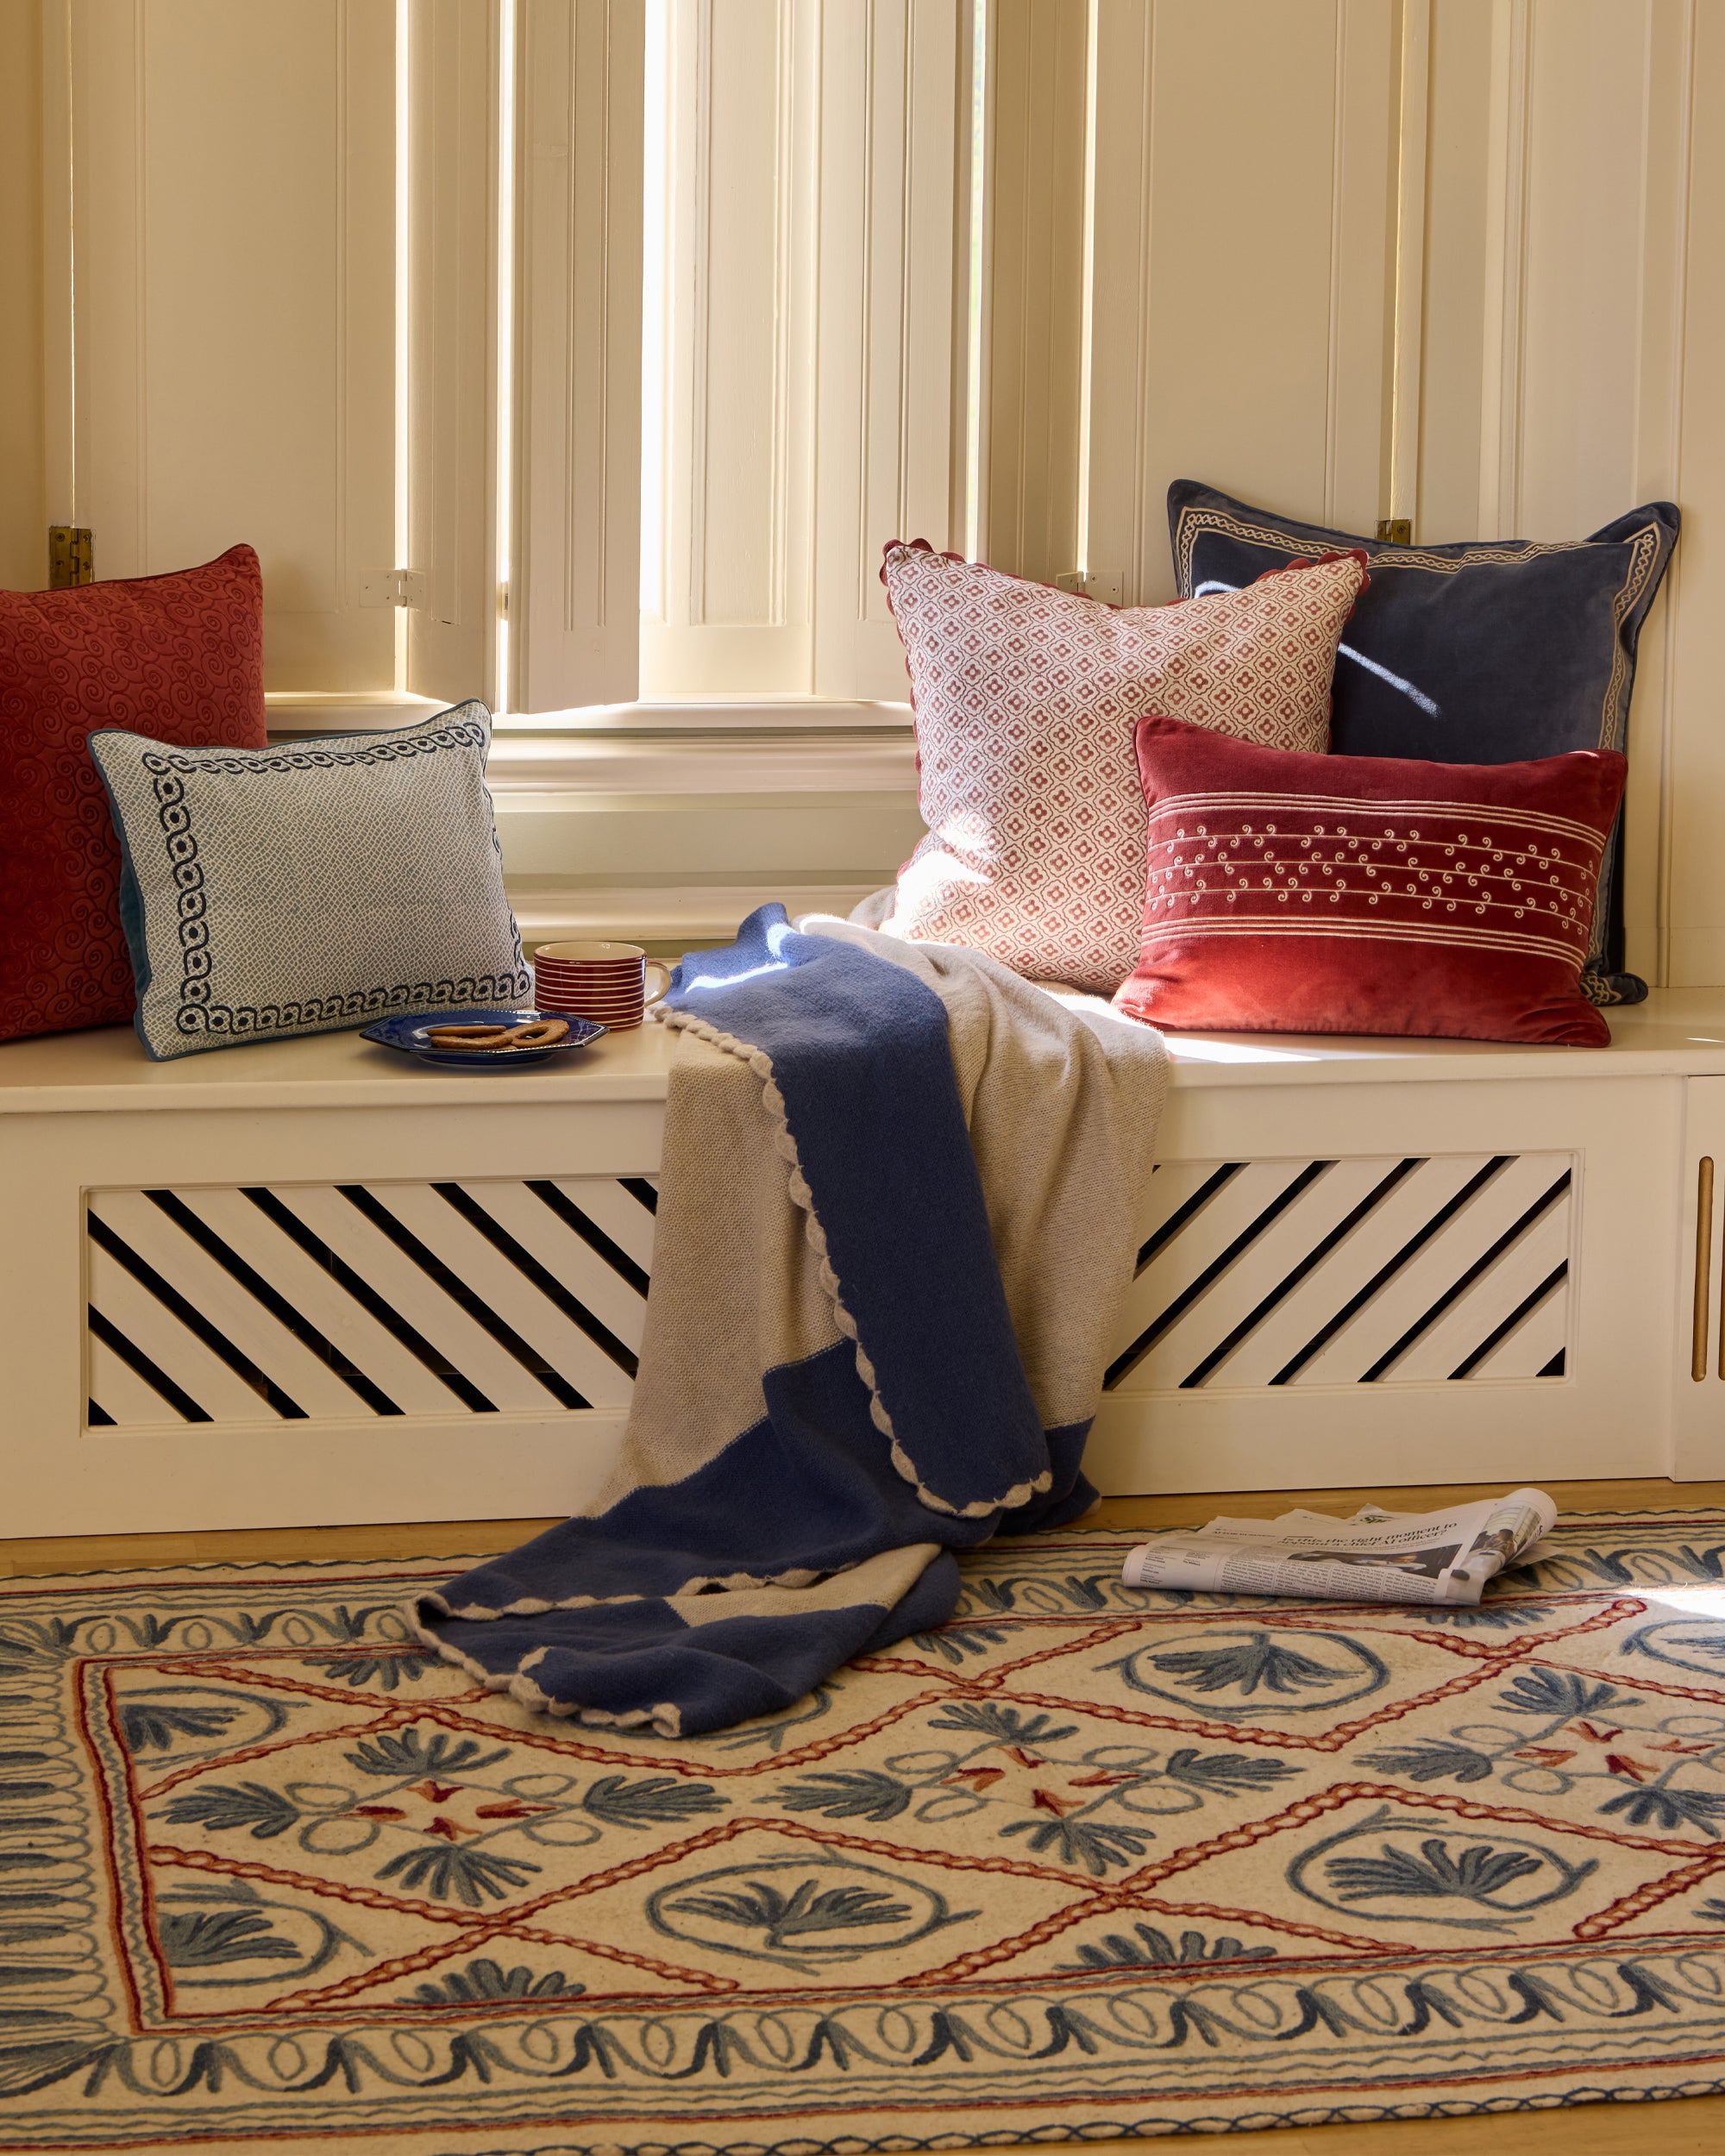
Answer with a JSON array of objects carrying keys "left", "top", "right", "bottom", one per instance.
[{"left": 1121, "top": 1488, "right": 1557, "bottom": 1607}]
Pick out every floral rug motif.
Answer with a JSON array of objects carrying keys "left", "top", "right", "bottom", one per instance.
[{"left": 13, "top": 1517, "right": 1725, "bottom": 2149}]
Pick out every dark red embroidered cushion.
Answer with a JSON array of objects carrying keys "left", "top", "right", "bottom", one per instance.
[
  {"left": 0, "top": 546, "right": 267, "bottom": 1042},
  {"left": 1113, "top": 716, "right": 1628, "bottom": 1046}
]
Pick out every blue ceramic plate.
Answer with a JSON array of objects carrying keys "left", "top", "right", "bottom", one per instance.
[{"left": 361, "top": 1008, "right": 607, "bottom": 1069}]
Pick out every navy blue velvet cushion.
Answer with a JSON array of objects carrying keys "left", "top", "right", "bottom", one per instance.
[{"left": 1167, "top": 480, "right": 1678, "bottom": 1005}]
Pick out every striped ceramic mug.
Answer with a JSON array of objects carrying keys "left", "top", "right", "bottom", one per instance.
[{"left": 531, "top": 940, "right": 674, "bottom": 1032}]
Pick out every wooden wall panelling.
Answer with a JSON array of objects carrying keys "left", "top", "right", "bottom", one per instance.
[
  {"left": 1630, "top": 0, "right": 1696, "bottom": 991},
  {"left": 979, "top": 0, "right": 1087, "bottom": 586},
  {"left": 640, "top": 0, "right": 819, "bottom": 698},
  {"left": 1471, "top": 0, "right": 1527, "bottom": 544},
  {"left": 1513, "top": 0, "right": 1659, "bottom": 544},
  {"left": 1412, "top": 0, "right": 1491, "bottom": 545},
  {"left": 1417, "top": 0, "right": 1697, "bottom": 987},
  {"left": 510, "top": 0, "right": 644, "bottom": 715},
  {"left": 67, "top": 1, "right": 149, "bottom": 592},
  {"left": 1083, "top": 0, "right": 1398, "bottom": 609},
  {"left": 38, "top": 0, "right": 71, "bottom": 542},
  {"left": 403, "top": 0, "right": 499, "bottom": 706},
  {"left": 2, "top": 0, "right": 46, "bottom": 590},
  {"left": 1332, "top": 0, "right": 1403, "bottom": 537},
  {"left": 1081, "top": 0, "right": 1152, "bottom": 600},
  {"left": 811, "top": 0, "right": 961, "bottom": 701},
  {"left": 63, "top": 0, "right": 397, "bottom": 692},
  {"left": 336, "top": 0, "right": 399, "bottom": 693},
  {"left": 1404, "top": 0, "right": 1658, "bottom": 545},
  {"left": 1665, "top": 0, "right": 1725, "bottom": 989},
  {"left": 1544, "top": 0, "right": 1690, "bottom": 992},
  {"left": 1387, "top": 0, "right": 1430, "bottom": 537}
]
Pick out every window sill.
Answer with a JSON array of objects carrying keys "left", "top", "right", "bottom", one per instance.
[
  {"left": 266, "top": 694, "right": 913, "bottom": 736},
  {"left": 263, "top": 698, "right": 920, "bottom": 935},
  {"left": 266, "top": 698, "right": 917, "bottom": 798},
  {"left": 507, "top": 877, "right": 885, "bottom": 954},
  {"left": 486, "top": 731, "right": 914, "bottom": 799}
]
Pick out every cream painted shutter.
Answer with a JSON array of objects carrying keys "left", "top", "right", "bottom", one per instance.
[
  {"left": 811, "top": 0, "right": 965, "bottom": 701},
  {"left": 638, "top": 1, "right": 969, "bottom": 704},
  {"left": 403, "top": 0, "right": 500, "bottom": 707},
  {"left": 508, "top": 0, "right": 646, "bottom": 714},
  {"left": 53, "top": 0, "right": 398, "bottom": 693},
  {"left": 1081, "top": 0, "right": 1399, "bottom": 608}
]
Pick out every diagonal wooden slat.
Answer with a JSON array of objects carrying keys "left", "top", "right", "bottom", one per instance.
[
  {"left": 1108, "top": 1161, "right": 1322, "bottom": 1376},
  {"left": 88, "top": 1328, "right": 188, "bottom": 1426},
  {"left": 86, "top": 1242, "right": 279, "bottom": 1424},
  {"left": 1132, "top": 1160, "right": 1240, "bottom": 1252},
  {"left": 457, "top": 1181, "right": 647, "bottom": 1351},
  {"left": 551, "top": 1177, "right": 657, "bottom": 1272},
  {"left": 1378, "top": 1193, "right": 1571, "bottom": 1382},
  {"left": 1460, "top": 1271, "right": 1569, "bottom": 1381},
  {"left": 1288, "top": 1156, "right": 1572, "bottom": 1387},
  {"left": 265, "top": 1186, "right": 555, "bottom": 1413},
  {"left": 172, "top": 1188, "right": 453, "bottom": 1415},
  {"left": 87, "top": 1192, "right": 358, "bottom": 1419},
  {"left": 362, "top": 1185, "right": 633, "bottom": 1409},
  {"left": 1205, "top": 1155, "right": 1499, "bottom": 1388},
  {"left": 1118, "top": 1159, "right": 1406, "bottom": 1391},
  {"left": 85, "top": 1131, "right": 1571, "bottom": 1444}
]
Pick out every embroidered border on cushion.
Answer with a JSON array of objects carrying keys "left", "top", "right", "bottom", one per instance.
[
  {"left": 1170, "top": 508, "right": 1667, "bottom": 760},
  {"left": 1138, "top": 791, "right": 1605, "bottom": 969},
  {"left": 134, "top": 720, "right": 530, "bottom": 1042},
  {"left": 139, "top": 721, "right": 490, "bottom": 778},
  {"left": 1168, "top": 505, "right": 1665, "bottom": 1008}
]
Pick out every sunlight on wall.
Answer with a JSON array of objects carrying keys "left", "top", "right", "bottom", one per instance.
[
  {"left": 963, "top": 0, "right": 988, "bottom": 563},
  {"left": 639, "top": 0, "right": 669, "bottom": 625}
]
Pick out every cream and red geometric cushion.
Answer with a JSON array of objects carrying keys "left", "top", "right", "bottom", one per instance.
[{"left": 880, "top": 542, "right": 1368, "bottom": 993}]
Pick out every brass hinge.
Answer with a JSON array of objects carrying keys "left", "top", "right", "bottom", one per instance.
[
  {"left": 48, "top": 526, "right": 93, "bottom": 588},
  {"left": 357, "top": 568, "right": 427, "bottom": 609},
  {"left": 1376, "top": 518, "right": 1413, "bottom": 546}
]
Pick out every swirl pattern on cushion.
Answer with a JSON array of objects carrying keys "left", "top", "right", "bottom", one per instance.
[{"left": 0, "top": 546, "right": 267, "bottom": 1042}]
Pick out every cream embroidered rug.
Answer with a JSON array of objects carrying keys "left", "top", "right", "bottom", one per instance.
[{"left": 12, "top": 1515, "right": 1725, "bottom": 2152}]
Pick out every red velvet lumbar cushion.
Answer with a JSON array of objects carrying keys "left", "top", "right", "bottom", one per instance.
[
  {"left": 1113, "top": 716, "right": 1628, "bottom": 1046},
  {"left": 0, "top": 546, "right": 267, "bottom": 1042}
]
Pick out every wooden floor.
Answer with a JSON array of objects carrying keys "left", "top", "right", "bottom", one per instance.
[{"left": 8, "top": 1476, "right": 1725, "bottom": 2153}]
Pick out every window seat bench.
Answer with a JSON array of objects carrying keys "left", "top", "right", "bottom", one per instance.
[{"left": 5, "top": 993, "right": 1725, "bottom": 1536}]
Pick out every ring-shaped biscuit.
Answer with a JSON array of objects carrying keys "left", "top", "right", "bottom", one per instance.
[
  {"left": 424, "top": 1023, "right": 515, "bottom": 1048},
  {"left": 506, "top": 1018, "right": 569, "bottom": 1047}
]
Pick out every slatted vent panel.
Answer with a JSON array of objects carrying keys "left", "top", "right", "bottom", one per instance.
[
  {"left": 85, "top": 1178, "right": 657, "bottom": 1428},
  {"left": 88, "top": 1155, "right": 1574, "bottom": 1425},
  {"left": 1104, "top": 1153, "right": 1573, "bottom": 1392}
]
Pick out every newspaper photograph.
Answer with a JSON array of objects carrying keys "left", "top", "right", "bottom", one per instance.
[{"left": 1120, "top": 1488, "right": 1557, "bottom": 1607}]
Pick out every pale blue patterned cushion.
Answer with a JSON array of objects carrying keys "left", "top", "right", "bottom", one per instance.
[{"left": 89, "top": 700, "right": 531, "bottom": 1059}]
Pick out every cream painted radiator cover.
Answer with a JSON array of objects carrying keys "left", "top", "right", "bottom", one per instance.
[{"left": 83, "top": 1156, "right": 1571, "bottom": 1432}]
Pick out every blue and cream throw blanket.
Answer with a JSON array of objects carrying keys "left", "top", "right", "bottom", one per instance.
[{"left": 413, "top": 908, "right": 1169, "bottom": 1734}]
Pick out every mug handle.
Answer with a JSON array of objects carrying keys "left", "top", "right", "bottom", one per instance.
[{"left": 643, "top": 959, "right": 674, "bottom": 1010}]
